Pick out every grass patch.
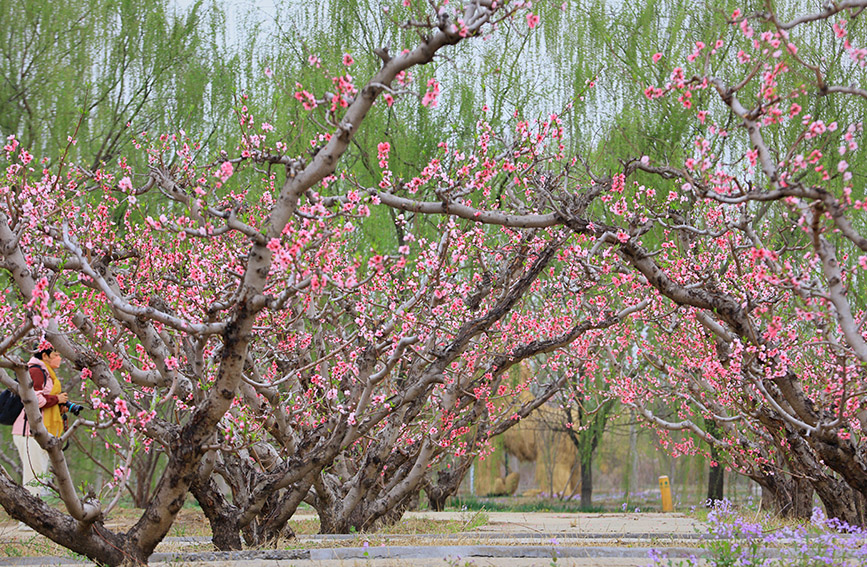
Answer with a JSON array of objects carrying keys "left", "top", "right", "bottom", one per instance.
[
  {"left": 452, "top": 496, "right": 606, "bottom": 514},
  {"left": 383, "top": 510, "right": 489, "bottom": 534}
]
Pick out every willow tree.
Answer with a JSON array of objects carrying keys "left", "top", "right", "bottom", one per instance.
[{"left": 0, "top": 0, "right": 238, "bottom": 170}]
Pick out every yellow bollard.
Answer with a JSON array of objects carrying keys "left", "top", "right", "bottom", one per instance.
[{"left": 659, "top": 476, "right": 673, "bottom": 512}]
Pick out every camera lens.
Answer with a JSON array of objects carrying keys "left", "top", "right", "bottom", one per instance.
[{"left": 63, "top": 402, "right": 84, "bottom": 416}]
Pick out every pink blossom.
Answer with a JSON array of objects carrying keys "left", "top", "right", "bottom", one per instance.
[
  {"left": 807, "top": 120, "right": 827, "bottom": 137},
  {"left": 421, "top": 79, "right": 440, "bottom": 107},
  {"left": 119, "top": 176, "right": 133, "bottom": 192},
  {"left": 368, "top": 255, "right": 385, "bottom": 272},
  {"left": 652, "top": 52, "right": 663, "bottom": 63},
  {"left": 378, "top": 142, "right": 391, "bottom": 167},
  {"left": 114, "top": 398, "right": 130, "bottom": 424},
  {"left": 295, "top": 90, "right": 317, "bottom": 110},
  {"left": 377, "top": 142, "right": 390, "bottom": 158},
  {"left": 217, "top": 161, "right": 234, "bottom": 182},
  {"left": 526, "top": 13, "right": 540, "bottom": 29},
  {"left": 4, "top": 135, "right": 19, "bottom": 153},
  {"left": 343, "top": 53, "right": 354, "bottom": 66}
]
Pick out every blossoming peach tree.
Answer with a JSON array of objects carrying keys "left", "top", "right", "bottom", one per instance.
[
  {"left": 3, "top": 1, "right": 867, "bottom": 564},
  {"left": 0, "top": 1, "right": 648, "bottom": 564},
  {"left": 369, "top": 0, "right": 867, "bottom": 524},
  {"left": 621, "top": 2, "right": 867, "bottom": 524}
]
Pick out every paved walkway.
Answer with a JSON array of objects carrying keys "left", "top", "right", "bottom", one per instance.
[{"left": 0, "top": 512, "right": 706, "bottom": 566}]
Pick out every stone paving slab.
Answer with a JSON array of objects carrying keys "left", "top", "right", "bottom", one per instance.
[
  {"left": 434, "top": 512, "right": 702, "bottom": 536},
  {"left": 1, "top": 546, "right": 701, "bottom": 567}
]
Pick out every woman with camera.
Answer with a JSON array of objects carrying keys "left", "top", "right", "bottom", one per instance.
[{"left": 12, "top": 344, "right": 69, "bottom": 500}]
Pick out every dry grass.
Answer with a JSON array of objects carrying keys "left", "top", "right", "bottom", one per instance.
[
  {"left": 288, "top": 509, "right": 489, "bottom": 536},
  {"left": 0, "top": 506, "right": 492, "bottom": 558}
]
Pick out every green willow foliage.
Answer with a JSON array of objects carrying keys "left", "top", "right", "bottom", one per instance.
[
  {"left": 0, "top": 0, "right": 236, "bottom": 171},
  {"left": 4, "top": 0, "right": 865, "bottom": 248},
  {"left": 0, "top": 1, "right": 751, "bottom": 180}
]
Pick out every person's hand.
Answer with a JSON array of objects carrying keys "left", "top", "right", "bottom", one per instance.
[{"left": 57, "top": 392, "right": 68, "bottom": 404}]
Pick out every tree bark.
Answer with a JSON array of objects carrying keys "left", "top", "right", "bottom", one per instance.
[
  {"left": 258, "top": 478, "right": 312, "bottom": 544},
  {"left": 0, "top": 469, "right": 126, "bottom": 565},
  {"left": 427, "top": 459, "right": 474, "bottom": 511},
  {"left": 791, "top": 477, "right": 814, "bottom": 520},
  {"left": 190, "top": 474, "right": 242, "bottom": 551},
  {"left": 580, "top": 456, "right": 593, "bottom": 509},
  {"left": 705, "top": 420, "right": 724, "bottom": 504},
  {"left": 707, "top": 462, "right": 724, "bottom": 504},
  {"left": 760, "top": 483, "right": 776, "bottom": 513}
]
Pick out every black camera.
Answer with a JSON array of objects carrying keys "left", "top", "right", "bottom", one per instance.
[{"left": 61, "top": 402, "right": 85, "bottom": 416}]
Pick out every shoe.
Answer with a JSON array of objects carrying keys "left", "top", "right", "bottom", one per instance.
[{"left": 17, "top": 521, "right": 34, "bottom": 532}]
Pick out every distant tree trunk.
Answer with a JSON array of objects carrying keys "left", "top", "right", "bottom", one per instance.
[
  {"left": 624, "top": 412, "right": 638, "bottom": 502},
  {"left": 132, "top": 449, "right": 163, "bottom": 508},
  {"left": 428, "top": 492, "right": 448, "bottom": 511},
  {"left": 707, "top": 461, "right": 724, "bottom": 503},
  {"left": 705, "top": 420, "right": 724, "bottom": 504},
  {"left": 580, "top": 456, "right": 593, "bottom": 509},
  {"left": 564, "top": 399, "right": 614, "bottom": 510},
  {"left": 427, "top": 458, "right": 473, "bottom": 511}
]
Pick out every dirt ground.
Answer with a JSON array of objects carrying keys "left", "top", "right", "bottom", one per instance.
[{"left": 0, "top": 510, "right": 705, "bottom": 566}]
